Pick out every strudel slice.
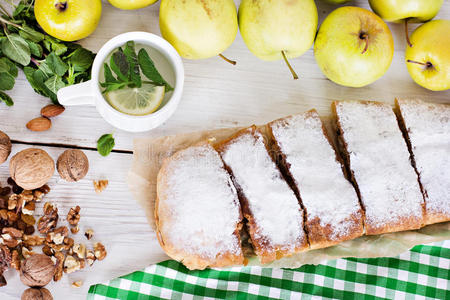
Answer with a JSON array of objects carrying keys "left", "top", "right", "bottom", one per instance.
[
  {"left": 216, "top": 126, "right": 308, "bottom": 263},
  {"left": 396, "top": 99, "right": 450, "bottom": 225},
  {"left": 155, "top": 143, "right": 244, "bottom": 270},
  {"left": 333, "top": 101, "right": 425, "bottom": 235},
  {"left": 268, "top": 110, "right": 364, "bottom": 249}
]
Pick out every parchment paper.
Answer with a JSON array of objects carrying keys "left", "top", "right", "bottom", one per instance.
[{"left": 127, "top": 126, "right": 450, "bottom": 269}]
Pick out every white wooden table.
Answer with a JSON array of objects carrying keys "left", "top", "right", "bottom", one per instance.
[{"left": 0, "top": 1, "right": 449, "bottom": 298}]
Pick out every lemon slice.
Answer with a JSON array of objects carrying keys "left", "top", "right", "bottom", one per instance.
[{"left": 105, "top": 84, "right": 165, "bottom": 116}]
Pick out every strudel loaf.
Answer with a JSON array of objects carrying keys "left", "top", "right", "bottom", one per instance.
[
  {"left": 333, "top": 101, "right": 425, "bottom": 235},
  {"left": 216, "top": 126, "right": 308, "bottom": 263},
  {"left": 155, "top": 142, "right": 244, "bottom": 270},
  {"left": 396, "top": 99, "right": 450, "bottom": 225},
  {"left": 268, "top": 110, "right": 364, "bottom": 249}
]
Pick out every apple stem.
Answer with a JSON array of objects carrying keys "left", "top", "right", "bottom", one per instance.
[
  {"left": 406, "top": 59, "right": 433, "bottom": 68},
  {"left": 281, "top": 50, "right": 299, "bottom": 80},
  {"left": 55, "top": 1, "right": 68, "bottom": 12},
  {"left": 360, "top": 33, "right": 369, "bottom": 54},
  {"left": 405, "top": 19, "right": 413, "bottom": 47},
  {"left": 218, "top": 54, "right": 236, "bottom": 65}
]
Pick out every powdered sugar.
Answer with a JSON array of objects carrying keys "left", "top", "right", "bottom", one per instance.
[
  {"left": 220, "top": 128, "right": 305, "bottom": 251},
  {"left": 270, "top": 111, "right": 362, "bottom": 241},
  {"left": 158, "top": 143, "right": 242, "bottom": 259},
  {"left": 335, "top": 101, "right": 424, "bottom": 232},
  {"left": 397, "top": 99, "right": 450, "bottom": 220}
]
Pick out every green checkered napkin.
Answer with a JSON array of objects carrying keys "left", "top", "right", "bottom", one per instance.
[{"left": 88, "top": 240, "right": 449, "bottom": 299}]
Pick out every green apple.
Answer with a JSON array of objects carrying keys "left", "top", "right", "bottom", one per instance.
[
  {"left": 314, "top": 6, "right": 394, "bottom": 87},
  {"left": 238, "top": 0, "right": 318, "bottom": 79},
  {"left": 405, "top": 20, "right": 450, "bottom": 91},
  {"left": 159, "top": 0, "right": 238, "bottom": 63},
  {"left": 369, "top": 0, "right": 443, "bottom": 47},
  {"left": 369, "top": 0, "right": 443, "bottom": 22}
]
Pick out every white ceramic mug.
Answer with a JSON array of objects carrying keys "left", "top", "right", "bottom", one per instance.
[{"left": 57, "top": 32, "right": 184, "bottom": 132}]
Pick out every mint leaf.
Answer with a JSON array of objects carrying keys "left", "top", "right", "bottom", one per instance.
[
  {"left": 103, "top": 63, "right": 117, "bottom": 83},
  {"left": 110, "top": 51, "right": 129, "bottom": 81},
  {"left": 69, "top": 48, "right": 94, "bottom": 72},
  {"left": 2, "top": 33, "right": 31, "bottom": 66},
  {"left": 97, "top": 134, "right": 115, "bottom": 157},
  {"left": 123, "top": 41, "right": 141, "bottom": 88},
  {"left": 19, "top": 25, "right": 45, "bottom": 43},
  {"left": 0, "top": 58, "right": 18, "bottom": 77},
  {"left": 0, "top": 73, "right": 15, "bottom": 90},
  {"left": 138, "top": 48, "right": 173, "bottom": 91},
  {"left": 46, "top": 52, "right": 68, "bottom": 77},
  {"left": 0, "top": 91, "right": 13, "bottom": 106},
  {"left": 26, "top": 40, "right": 43, "bottom": 58},
  {"left": 44, "top": 75, "right": 65, "bottom": 94}
]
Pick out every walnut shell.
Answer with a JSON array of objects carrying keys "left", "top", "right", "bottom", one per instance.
[
  {"left": 56, "top": 149, "right": 89, "bottom": 182},
  {"left": 20, "top": 254, "right": 55, "bottom": 287},
  {"left": 21, "top": 287, "right": 53, "bottom": 300},
  {"left": 0, "top": 130, "right": 11, "bottom": 165},
  {"left": 10, "top": 149, "right": 55, "bottom": 190}
]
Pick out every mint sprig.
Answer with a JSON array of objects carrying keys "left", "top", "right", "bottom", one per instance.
[
  {"left": 97, "top": 133, "right": 115, "bottom": 157},
  {"left": 100, "top": 41, "right": 173, "bottom": 94},
  {"left": 0, "top": 0, "right": 95, "bottom": 106}
]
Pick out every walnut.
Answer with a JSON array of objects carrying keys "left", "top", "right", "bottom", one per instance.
[
  {"left": 71, "top": 280, "right": 83, "bottom": 288},
  {"left": 93, "top": 179, "right": 108, "bottom": 194},
  {"left": 63, "top": 255, "right": 80, "bottom": 274},
  {"left": 94, "top": 242, "right": 107, "bottom": 261},
  {"left": 23, "top": 235, "right": 45, "bottom": 247},
  {"left": 84, "top": 228, "right": 94, "bottom": 240},
  {"left": 22, "top": 202, "right": 35, "bottom": 215},
  {"left": 0, "top": 130, "right": 11, "bottom": 165},
  {"left": 57, "top": 150, "right": 89, "bottom": 182},
  {"left": 8, "top": 194, "right": 18, "bottom": 210},
  {"left": 73, "top": 243, "right": 86, "bottom": 259},
  {"left": 21, "top": 287, "right": 53, "bottom": 300},
  {"left": 20, "top": 254, "right": 55, "bottom": 287},
  {"left": 11, "top": 250, "right": 20, "bottom": 270},
  {"left": 1, "top": 231, "right": 21, "bottom": 248},
  {"left": 42, "top": 245, "right": 54, "bottom": 256},
  {"left": 53, "top": 251, "right": 64, "bottom": 282},
  {"left": 0, "top": 245, "right": 11, "bottom": 273},
  {"left": 37, "top": 203, "right": 58, "bottom": 234},
  {"left": 9, "top": 148, "right": 55, "bottom": 190},
  {"left": 22, "top": 247, "right": 35, "bottom": 259},
  {"left": 86, "top": 250, "right": 96, "bottom": 266},
  {"left": 46, "top": 226, "right": 68, "bottom": 245},
  {"left": 67, "top": 206, "right": 81, "bottom": 226},
  {"left": 70, "top": 225, "right": 79, "bottom": 234}
]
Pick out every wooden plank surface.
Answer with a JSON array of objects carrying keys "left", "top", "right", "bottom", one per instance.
[
  {"left": 0, "top": 0, "right": 448, "bottom": 152},
  {"left": 0, "top": 0, "right": 448, "bottom": 299}
]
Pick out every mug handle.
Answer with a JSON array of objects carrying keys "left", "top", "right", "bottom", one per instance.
[{"left": 57, "top": 80, "right": 96, "bottom": 106}]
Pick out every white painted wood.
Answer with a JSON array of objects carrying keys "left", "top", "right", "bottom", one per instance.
[
  {"left": 0, "top": 1, "right": 448, "bottom": 299},
  {"left": 0, "top": 0, "right": 448, "bottom": 151},
  {"left": 0, "top": 144, "right": 168, "bottom": 299}
]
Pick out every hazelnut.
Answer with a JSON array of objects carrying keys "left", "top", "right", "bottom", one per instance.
[
  {"left": 57, "top": 149, "right": 89, "bottom": 182},
  {"left": 20, "top": 254, "right": 55, "bottom": 287},
  {"left": 10, "top": 148, "right": 55, "bottom": 190},
  {"left": 21, "top": 287, "right": 53, "bottom": 300},
  {"left": 0, "top": 130, "right": 11, "bottom": 165}
]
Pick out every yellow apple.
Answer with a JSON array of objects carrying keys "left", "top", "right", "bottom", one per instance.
[
  {"left": 238, "top": 0, "right": 318, "bottom": 79},
  {"left": 159, "top": 0, "right": 238, "bottom": 61},
  {"left": 369, "top": 0, "right": 443, "bottom": 23},
  {"left": 35, "top": 0, "right": 102, "bottom": 42},
  {"left": 369, "top": 0, "right": 443, "bottom": 47},
  {"left": 405, "top": 20, "right": 450, "bottom": 91},
  {"left": 320, "top": 0, "right": 351, "bottom": 4},
  {"left": 108, "top": 0, "right": 158, "bottom": 10},
  {"left": 314, "top": 7, "right": 394, "bottom": 87}
]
